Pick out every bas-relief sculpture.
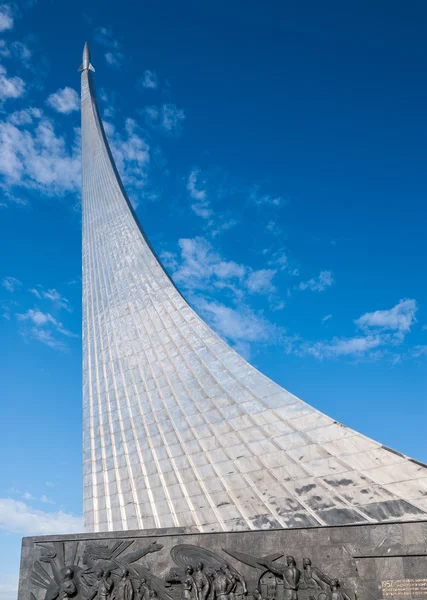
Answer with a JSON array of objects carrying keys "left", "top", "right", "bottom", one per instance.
[
  {"left": 20, "top": 522, "right": 427, "bottom": 600},
  {"left": 28, "top": 540, "right": 354, "bottom": 600}
]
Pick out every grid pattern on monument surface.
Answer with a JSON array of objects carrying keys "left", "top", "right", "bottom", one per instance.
[{"left": 81, "top": 70, "right": 427, "bottom": 533}]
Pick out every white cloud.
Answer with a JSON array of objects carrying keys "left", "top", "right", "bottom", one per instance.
[
  {"left": 298, "top": 299, "right": 419, "bottom": 361},
  {"left": 105, "top": 118, "right": 150, "bottom": 195},
  {"left": 167, "top": 237, "right": 226, "bottom": 289},
  {"left": 7, "top": 107, "right": 41, "bottom": 125},
  {"left": 0, "top": 575, "right": 18, "bottom": 600},
  {"left": 355, "top": 298, "right": 417, "bottom": 334},
  {"left": 0, "top": 39, "right": 31, "bottom": 62},
  {"left": 164, "top": 236, "right": 279, "bottom": 304},
  {"left": 187, "top": 170, "right": 206, "bottom": 201},
  {"left": 10, "top": 41, "right": 31, "bottom": 61},
  {"left": 186, "top": 169, "right": 213, "bottom": 219},
  {"left": 0, "top": 109, "right": 80, "bottom": 197},
  {"left": 250, "top": 185, "right": 286, "bottom": 207},
  {"left": 299, "top": 270, "right": 334, "bottom": 292},
  {"left": 29, "top": 286, "right": 71, "bottom": 311},
  {"left": 162, "top": 103, "right": 185, "bottom": 132},
  {"left": 141, "top": 70, "right": 158, "bottom": 89},
  {"left": 0, "top": 498, "right": 83, "bottom": 534},
  {"left": 105, "top": 51, "right": 124, "bottom": 69},
  {"left": 322, "top": 314, "right": 332, "bottom": 323},
  {"left": 210, "top": 217, "right": 238, "bottom": 238},
  {"left": 196, "top": 298, "right": 282, "bottom": 358},
  {"left": 94, "top": 27, "right": 120, "bottom": 48},
  {"left": 268, "top": 249, "right": 288, "bottom": 271},
  {"left": 40, "top": 495, "right": 55, "bottom": 505},
  {"left": 303, "top": 335, "right": 383, "bottom": 359},
  {"left": 2, "top": 276, "right": 21, "bottom": 292},
  {"left": 265, "top": 219, "right": 282, "bottom": 236},
  {"left": 246, "top": 269, "right": 276, "bottom": 294},
  {"left": 22, "top": 491, "right": 54, "bottom": 504},
  {"left": 0, "top": 65, "right": 25, "bottom": 101},
  {"left": 16, "top": 308, "right": 78, "bottom": 350},
  {"left": 144, "top": 103, "right": 185, "bottom": 136},
  {"left": 46, "top": 87, "right": 79, "bottom": 114},
  {"left": 0, "top": 5, "right": 13, "bottom": 32}
]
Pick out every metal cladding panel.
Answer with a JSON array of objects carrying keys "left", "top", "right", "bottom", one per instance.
[{"left": 81, "top": 63, "right": 427, "bottom": 533}]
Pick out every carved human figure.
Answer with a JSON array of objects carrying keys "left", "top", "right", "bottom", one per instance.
[
  {"left": 52, "top": 568, "right": 77, "bottom": 600},
  {"left": 136, "top": 578, "right": 151, "bottom": 600},
  {"left": 252, "top": 590, "right": 266, "bottom": 600},
  {"left": 182, "top": 566, "right": 198, "bottom": 600},
  {"left": 88, "top": 568, "right": 104, "bottom": 600},
  {"left": 212, "top": 570, "right": 233, "bottom": 600},
  {"left": 301, "top": 559, "right": 332, "bottom": 591},
  {"left": 221, "top": 564, "right": 247, "bottom": 600},
  {"left": 193, "top": 562, "right": 210, "bottom": 600},
  {"left": 103, "top": 571, "right": 114, "bottom": 600},
  {"left": 116, "top": 569, "right": 134, "bottom": 600},
  {"left": 261, "top": 556, "right": 300, "bottom": 600},
  {"left": 330, "top": 580, "right": 351, "bottom": 600}
]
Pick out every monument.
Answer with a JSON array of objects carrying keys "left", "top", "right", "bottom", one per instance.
[
  {"left": 79, "top": 41, "right": 427, "bottom": 533},
  {"left": 18, "top": 43, "right": 427, "bottom": 600}
]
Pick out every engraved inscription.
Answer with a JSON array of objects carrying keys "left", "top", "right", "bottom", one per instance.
[{"left": 382, "top": 579, "right": 427, "bottom": 597}]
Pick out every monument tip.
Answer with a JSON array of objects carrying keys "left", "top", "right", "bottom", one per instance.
[{"left": 78, "top": 41, "right": 95, "bottom": 73}]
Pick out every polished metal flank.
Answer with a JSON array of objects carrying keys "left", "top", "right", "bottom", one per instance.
[{"left": 81, "top": 43, "right": 427, "bottom": 533}]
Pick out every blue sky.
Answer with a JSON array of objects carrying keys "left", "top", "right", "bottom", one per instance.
[{"left": 0, "top": 0, "right": 426, "bottom": 597}]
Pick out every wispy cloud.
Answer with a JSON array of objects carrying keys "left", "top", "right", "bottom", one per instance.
[
  {"left": 0, "top": 4, "right": 13, "bottom": 32},
  {"left": 16, "top": 308, "right": 78, "bottom": 351},
  {"left": 29, "top": 286, "right": 71, "bottom": 311},
  {"left": 265, "top": 219, "right": 283, "bottom": 237},
  {"left": 0, "top": 497, "right": 82, "bottom": 534},
  {"left": 246, "top": 269, "right": 276, "bottom": 294},
  {"left": 0, "top": 39, "right": 31, "bottom": 64},
  {"left": 162, "top": 236, "right": 285, "bottom": 355},
  {"left": 104, "top": 117, "right": 150, "bottom": 197},
  {"left": 355, "top": 298, "right": 417, "bottom": 335},
  {"left": 250, "top": 185, "right": 286, "bottom": 207},
  {"left": 322, "top": 314, "right": 332, "bottom": 323},
  {"left": 94, "top": 27, "right": 120, "bottom": 48},
  {"left": 0, "top": 65, "right": 25, "bottom": 101},
  {"left": 195, "top": 298, "right": 283, "bottom": 359},
  {"left": 46, "top": 87, "right": 79, "bottom": 114},
  {"left": 94, "top": 27, "right": 124, "bottom": 69},
  {"left": 0, "top": 108, "right": 80, "bottom": 200},
  {"left": 105, "top": 51, "right": 124, "bottom": 69},
  {"left": 2, "top": 276, "right": 21, "bottom": 292},
  {"left": 298, "top": 298, "right": 419, "bottom": 360},
  {"left": 299, "top": 270, "right": 334, "bottom": 292},
  {"left": 140, "top": 70, "right": 158, "bottom": 89},
  {"left": 163, "top": 236, "right": 278, "bottom": 300},
  {"left": 22, "top": 491, "right": 55, "bottom": 505},
  {"left": 186, "top": 169, "right": 212, "bottom": 219},
  {"left": 268, "top": 249, "right": 288, "bottom": 271},
  {"left": 144, "top": 103, "right": 185, "bottom": 136},
  {"left": 301, "top": 334, "right": 383, "bottom": 359}
]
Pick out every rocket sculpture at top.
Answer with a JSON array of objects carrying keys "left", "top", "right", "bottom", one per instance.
[
  {"left": 79, "top": 42, "right": 95, "bottom": 73},
  {"left": 80, "top": 42, "right": 427, "bottom": 533}
]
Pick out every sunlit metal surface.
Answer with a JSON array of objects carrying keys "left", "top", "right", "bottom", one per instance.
[{"left": 80, "top": 45, "right": 427, "bottom": 533}]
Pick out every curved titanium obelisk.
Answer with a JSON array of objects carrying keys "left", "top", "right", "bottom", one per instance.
[{"left": 81, "top": 44, "right": 427, "bottom": 533}]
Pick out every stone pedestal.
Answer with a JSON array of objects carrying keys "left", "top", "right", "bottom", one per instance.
[{"left": 18, "top": 521, "right": 427, "bottom": 600}]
